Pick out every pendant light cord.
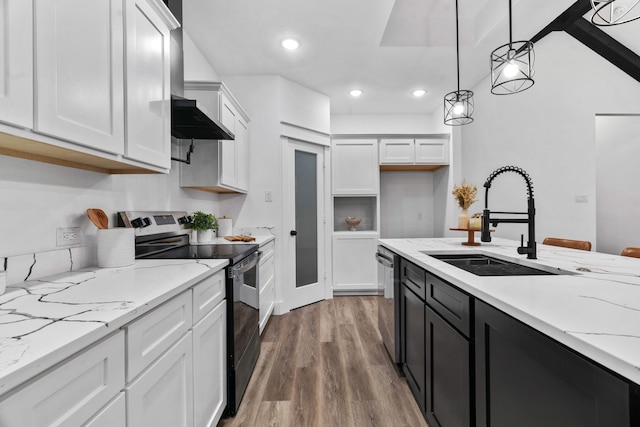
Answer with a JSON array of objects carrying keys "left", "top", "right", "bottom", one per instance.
[
  {"left": 508, "top": 0, "right": 513, "bottom": 48},
  {"left": 455, "top": 0, "right": 460, "bottom": 93}
]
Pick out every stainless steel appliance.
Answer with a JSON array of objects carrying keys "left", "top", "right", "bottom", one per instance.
[
  {"left": 376, "top": 245, "right": 401, "bottom": 365},
  {"left": 117, "top": 211, "right": 260, "bottom": 416}
]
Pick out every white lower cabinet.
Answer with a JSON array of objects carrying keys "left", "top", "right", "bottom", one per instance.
[
  {"left": 126, "top": 290, "right": 193, "bottom": 382},
  {"left": 193, "top": 299, "right": 227, "bottom": 427},
  {"left": 126, "top": 332, "right": 194, "bottom": 427},
  {"left": 85, "top": 393, "right": 126, "bottom": 427},
  {"left": 0, "top": 331, "right": 125, "bottom": 427},
  {"left": 259, "top": 241, "right": 275, "bottom": 334},
  {"left": 332, "top": 232, "right": 379, "bottom": 293}
]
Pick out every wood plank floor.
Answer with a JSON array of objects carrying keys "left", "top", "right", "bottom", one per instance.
[{"left": 220, "top": 296, "right": 429, "bottom": 427}]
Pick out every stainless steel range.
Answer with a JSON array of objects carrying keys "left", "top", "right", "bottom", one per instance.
[{"left": 117, "top": 211, "right": 260, "bottom": 416}]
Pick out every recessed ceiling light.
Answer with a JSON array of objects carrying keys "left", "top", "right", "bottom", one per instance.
[
  {"left": 413, "top": 89, "right": 427, "bottom": 97},
  {"left": 281, "top": 38, "right": 300, "bottom": 50},
  {"left": 349, "top": 89, "right": 363, "bottom": 97}
]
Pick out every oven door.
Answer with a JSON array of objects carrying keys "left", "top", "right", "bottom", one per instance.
[{"left": 229, "top": 251, "right": 261, "bottom": 414}]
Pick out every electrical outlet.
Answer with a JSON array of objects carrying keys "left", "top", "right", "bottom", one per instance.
[
  {"left": 265, "top": 190, "right": 273, "bottom": 202},
  {"left": 56, "top": 227, "right": 81, "bottom": 247},
  {"left": 575, "top": 195, "right": 588, "bottom": 204}
]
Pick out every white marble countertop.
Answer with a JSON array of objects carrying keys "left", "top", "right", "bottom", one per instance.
[
  {"left": 0, "top": 258, "right": 228, "bottom": 396},
  {"left": 379, "top": 237, "right": 640, "bottom": 385}
]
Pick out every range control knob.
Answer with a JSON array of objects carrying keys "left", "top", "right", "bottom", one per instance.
[
  {"left": 131, "top": 217, "right": 144, "bottom": 228},
  {"left": 178, "top": 215, "right": 192, "bottom": 225},
  {"left": 142, "top": 217, "right": 152, "bottom": 227}
]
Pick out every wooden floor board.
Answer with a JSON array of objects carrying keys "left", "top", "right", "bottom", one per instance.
[{"left": 221, "top": 296, "right": 429, "bottom": 427}]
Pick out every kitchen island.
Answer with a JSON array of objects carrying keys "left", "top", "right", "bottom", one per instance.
[{"left": 380, "top": 237, "right": 640, "bottom": 427}]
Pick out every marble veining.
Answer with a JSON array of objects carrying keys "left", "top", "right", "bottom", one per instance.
[
  {"left": 379, "top": 237, "right": 640, "bottom": 385},
  {"left": 0, "top": 258, "right": 227, "bottom": 395}
]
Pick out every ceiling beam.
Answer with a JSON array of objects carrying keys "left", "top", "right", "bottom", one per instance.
[
  {"left": 531, "top": 0, "right": 640, "bottom": 84},
  {"left": 565, "top": 19, "right": 640, "bottom": 83},
  {"left": 531, "top": 0, "right": 592, "bottom": 43}
]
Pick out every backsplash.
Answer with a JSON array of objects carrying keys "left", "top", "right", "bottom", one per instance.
[{"left": 3, "top": 246, "right": 95, "bottom": 287}]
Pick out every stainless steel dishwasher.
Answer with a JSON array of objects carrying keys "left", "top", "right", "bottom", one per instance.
[{"left": 376, "top": 245, "right": 402, "bottom": 365}]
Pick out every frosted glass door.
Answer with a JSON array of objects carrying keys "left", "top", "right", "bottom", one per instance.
[
  {"left": 284, "top": 138, "right": 326, "bottom": 310},
  {"left": 295, "top": 150, "right": 318, "bottom": 287}
]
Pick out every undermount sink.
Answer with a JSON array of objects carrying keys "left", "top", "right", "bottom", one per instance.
[{"left": 425, "top": 253, "right": 560, "bottom": 276}]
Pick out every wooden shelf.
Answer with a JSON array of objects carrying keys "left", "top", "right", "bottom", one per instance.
[{"left": 449, "top": 228, "right": 493, "bottom": 246}]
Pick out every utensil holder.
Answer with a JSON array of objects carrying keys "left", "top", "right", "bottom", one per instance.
[{"left": 97, "top": 228, "right": 134, "bottom": 268}]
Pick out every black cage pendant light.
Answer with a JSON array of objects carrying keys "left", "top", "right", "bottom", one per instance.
[
  {"left": 490, "top": 0, "right": 534, "bottom": 95},
  {"left": 444, "top": 0, "right": 474, "bottom": 126},
  {"left": 591, "top": 0, "right": 640, "bottom": 26}
]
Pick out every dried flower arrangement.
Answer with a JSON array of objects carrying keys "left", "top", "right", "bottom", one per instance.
[{"left": 452, "top": 180, "right": 478, "bottom": 210}]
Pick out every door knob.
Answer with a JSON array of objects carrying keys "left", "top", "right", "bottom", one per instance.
[{"left": 290, "top": 230, "right": 298, "bottom": 236}]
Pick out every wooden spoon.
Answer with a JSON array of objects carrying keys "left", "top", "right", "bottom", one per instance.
[{"left": 87, "top": 208, "right": 109, "bottom": 229}]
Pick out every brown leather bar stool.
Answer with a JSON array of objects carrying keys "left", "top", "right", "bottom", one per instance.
[
  {"left": 621, "top": 247, "right": 640, "bottom": 258},
  {"left": 542, "top": 237, "right": 592, "bottom": 251}
]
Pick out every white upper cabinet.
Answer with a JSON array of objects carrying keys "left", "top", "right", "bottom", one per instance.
[
  {"left": 34, "top": 0, "right": 126, "bottom": 154},
  {"left": 415, "top": 138, "right": 449, "bottom": 164},
  {"left": 332, "top": 138, "right": 379, "bottom": 195},
  {"left": 0, "top": 0, "right": 32, "bottom": 129},
  {"left": 380, "top": 136, "right": 450, "bottom": 167},
  {"left": 0, "top": 0, "right": 177, "bottom": 173},
  {"left": 180, "top": 81, "right": 250, "bottom": 193},
  {"left": 124, "top": 0, "right": 176, "bottom": 169},
  {"left": 379, "top": 139, "right": 414, "bottom": 164}
]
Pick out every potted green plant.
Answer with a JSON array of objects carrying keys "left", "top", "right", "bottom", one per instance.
[{"left": 191, "top": 211, "right": 218, "bottom": 243}]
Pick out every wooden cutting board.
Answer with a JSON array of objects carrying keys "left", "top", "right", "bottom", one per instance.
[{"left": 223, "top": 235, "right": 256, "bottom": 242}]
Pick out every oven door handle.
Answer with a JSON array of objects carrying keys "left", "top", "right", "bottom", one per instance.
[
  {"left": 233, "top": 251, "right": 261, "bottom": 276},
  {"left": 375, "top": 252, "right": 394, "bottom": 268}
]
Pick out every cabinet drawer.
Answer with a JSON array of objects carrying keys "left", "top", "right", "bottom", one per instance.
[
  {"left": 0, "top": 331, "right": 125, "bottom": 427},
  {"left": 401, "top": 259, "right": 426, "bottom": 301},
  {"left": 425, "top": 270, "right": 472, "bottom": 337},
  {"left": 126, "top": 290, "right": 193, "bottom": 382},
  {"left": 260, "top": 240, "right": 275, "bottom": 264},
  {"left": 193, "top": 269, "right": 225, "bottom": 325}
]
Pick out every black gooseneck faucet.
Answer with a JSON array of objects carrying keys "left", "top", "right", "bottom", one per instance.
[{"left": 480, "top": 166, "right": 537, "bottom": 259}]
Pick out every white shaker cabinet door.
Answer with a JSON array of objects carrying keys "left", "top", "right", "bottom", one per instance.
[
  {"left": 379, "top": 139, "right": 414, "bottom": 164},
  {"left": 332, "top": 139, "right": 379, "bottom": 195},
  {"left": 0, "top": 0, "right": 32, "bottom": 129},
  {"left": 84, "top": 393, "right": 126, "bottom": 427},
  {"left": 124, "top": 0, "right": 176, "bottom": 169},
  {"left": 34, "top": 0, "right": 125, "bottom": 154},
  {"left": 126, "top": 332, "right": 194, "bottom": 427},
  {"left": 193, "top": 300, "right": 227, "bottom": 427},
  {"left": 0, "top": 331, "right": 125, "bottom": 427},
  {"left": 414, "top": 137, "right": 449, "bottom": 164},
  {"left": 219, "top": 93, "right": 237, "bottom": 189},
  {"left": 235, "top": 117, "right": 249, "bottom": 191}
]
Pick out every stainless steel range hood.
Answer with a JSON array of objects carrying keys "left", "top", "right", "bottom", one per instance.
[{"left": 164, "top": 0, "right": 234, "bottom": 143}]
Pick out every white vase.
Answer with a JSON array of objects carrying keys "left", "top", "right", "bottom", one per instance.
[{"left": 197, "top": 229, "right": 213, "bottom": 243}]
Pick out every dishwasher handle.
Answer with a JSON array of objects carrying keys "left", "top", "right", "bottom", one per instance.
[{"left": 375, "top": 252, "right": 394, "bottom": 268}]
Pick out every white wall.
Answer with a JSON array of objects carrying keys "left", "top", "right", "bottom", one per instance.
[
  {"left": 183, "top": 31, "right": 219, "bottom": 81},
  {"left": 380, "top": 171, "right": 434, "bottom": 238},
  {"left": 331, "top": 113, "right": 440, "bottom": 135},
  {"left": 459, "top": 32, "right": 640, "bottom": 247},
  {"left": 0, "top": 154, "right": 219, "bottom": 258},
  {"left": 596, "top": 115, "right": 640, "bottom": 255}
]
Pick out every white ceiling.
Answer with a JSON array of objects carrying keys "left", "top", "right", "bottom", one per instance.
[{"left": 183, "top": 0, "right": 633, "bottom": 115}]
